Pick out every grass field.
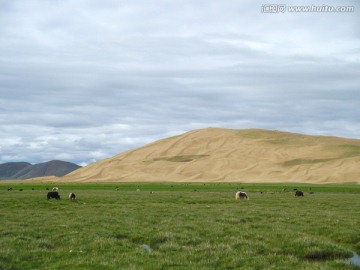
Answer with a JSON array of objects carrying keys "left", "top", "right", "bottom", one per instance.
[{"left": 0, "top": 182, "right": 360, "bottom": 269}]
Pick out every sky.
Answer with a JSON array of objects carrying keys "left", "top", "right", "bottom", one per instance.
[{"left": 0, "top": 0, "right": 359, "bottom": 166}]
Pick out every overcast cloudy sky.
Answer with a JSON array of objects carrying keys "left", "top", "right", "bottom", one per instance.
[{"left": 0, "top": 0, "right": 359, "bottom": 166}]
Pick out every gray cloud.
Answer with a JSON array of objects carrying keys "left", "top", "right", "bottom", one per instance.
[{"left": 0, "top": 0, "right": 359, "bottom": 165}]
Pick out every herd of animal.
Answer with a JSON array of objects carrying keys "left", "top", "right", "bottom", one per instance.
[
  {"left": 6, "top": 187, "right": 306, "bottom": 201},
  {"left": 7, "top": 186, "right": 76, "bottom": 200},
  {"left": 46, "top": 187, "right": 76, "bottom": 200}
]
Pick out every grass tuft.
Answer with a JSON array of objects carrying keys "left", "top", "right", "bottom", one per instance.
[
  {"left": 304, "top": 248, "right": 351, "bottom": 261},
  {"left": 113, "top": 234, "right": 128, "bottom": 240},
  {"left": 37, "top": 240, "right": 55, "bottom": 250},
  {"left": 283, "top": 158, "right": 333, "bottom": 166},
  {"left": 152, "top": 155, "right": 209, "bottom": 162}
]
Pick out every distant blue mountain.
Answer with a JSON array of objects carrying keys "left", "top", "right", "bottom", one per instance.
[{"left": 0, "top": 160, "right": 81, "bottom": 180}]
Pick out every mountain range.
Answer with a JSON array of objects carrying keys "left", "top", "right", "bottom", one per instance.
[
  {"left": 59, "top": 128, "right": 360, "bottom": 184},
  {"left": 0, "top": 160, "right": 81, "bottom": 180}
]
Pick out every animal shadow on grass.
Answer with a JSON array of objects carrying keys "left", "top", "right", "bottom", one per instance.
[{"left": 113, "top": 234, "right": 168, "bottom": 250}]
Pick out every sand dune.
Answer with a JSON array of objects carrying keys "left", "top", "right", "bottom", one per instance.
[{"left": 57, "top": 128, "right": 360, "bottom": 184}]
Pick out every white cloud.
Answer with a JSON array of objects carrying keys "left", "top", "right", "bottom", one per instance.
[{"left": 0, "top": 0, "right": 359, "bottom": 165}]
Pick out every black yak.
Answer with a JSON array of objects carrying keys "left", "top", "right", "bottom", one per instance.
[{"left": 47, "top": 191, "right": 60, "bottom": 200}]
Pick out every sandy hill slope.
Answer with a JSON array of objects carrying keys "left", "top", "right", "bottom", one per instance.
[{"left": 61, "top": 128, "right": 360, "bottom": 183}]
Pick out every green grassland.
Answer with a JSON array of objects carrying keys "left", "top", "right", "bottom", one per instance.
[{"left": 0, "top": 183, "right": 359, "bottom": 270}]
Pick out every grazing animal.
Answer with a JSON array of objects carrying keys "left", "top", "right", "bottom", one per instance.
[
  {"left": 47, "top": 191, "right": 60, "bottom": 200},
  {"left": 295, "top": 190, "right": 304, "bottom": 197},
  {"left": 235, "top": 191, "right": 249, "bottom": 200},
  {"left": 52, "top": 187, "right": 59, "bottom": 192},
  {"left": 8, "top": 188, "right": 13, "bottom": 191},
  {"left": 69, "top": 193, "right": 76, "bottom": 200}
]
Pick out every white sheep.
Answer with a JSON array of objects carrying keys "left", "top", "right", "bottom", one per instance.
[{"left": 235, "top": 191, "right": 249, "bottom": 200}]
